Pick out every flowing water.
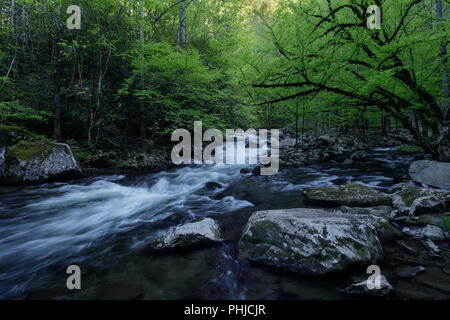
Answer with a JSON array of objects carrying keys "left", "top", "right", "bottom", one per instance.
[{"left": 1, "top": 145, "right": 449, "bottom": 300}]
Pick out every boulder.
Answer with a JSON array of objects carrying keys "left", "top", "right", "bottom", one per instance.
[
  {"left": 392, "top": 185, "right": 449, "bottom": 216},
  {"left": 150, "top": 218, "right": 222, "bottom": 251},
  {"left": 0, "top": 140, "right": 82, "bottom": 185},
  {"left": 302, "top": 184, "right": 393, "bottom": 207},
  {"left": 342, "top": 275, "right": 393, "bottom": 297},
  {"left": 205, "top": 181, "right": 223, "bottom": 190},
  {"left": 342, "top": 158, "right": 354, "bottom": 165},
  {"left": 409, "top": 160, "right": 450, "bottom": 190},
  {"left": 279, "top": 138, "right": 297, "bottom": 149},
  {"left": 238, "top": 208, "right": 383, "bottom": 275},
  {"left": 351, "top": 150, "right": 368, "bottom": 161},
  {"left": 318, "top": 134, "right": 335, "bottom": 146},
  {"left": 422, "top": 225, "right": 445, "bottom": 241},
  {"left": 339, "top": 206, "right": 395, "bottom": 219}
]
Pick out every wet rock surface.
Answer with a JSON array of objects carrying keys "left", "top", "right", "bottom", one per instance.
[
  {"left": 238, "top": 208, "right": 383, "bottom": 275},
  {"left": 150, "top": 218, "right": 223, "bottom": 251},
  {"left": 342, "top": 275, "right": 393, "bottom": 297},
  {"left": 410, "top": 160, "right": 450, "bottom": 190},
  {"left": 0, "top": 140, "right": 82, "bottom": 185},
  {"left": 302, "top": 184, "right": 393, "bottom": 207}
]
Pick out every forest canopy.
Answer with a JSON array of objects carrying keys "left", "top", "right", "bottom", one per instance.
[{"left": 0, "top": 0, "right": 448, "bottom": 159}]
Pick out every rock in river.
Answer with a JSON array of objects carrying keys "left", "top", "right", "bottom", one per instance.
[
  {"left": 409, "top": 160, "right": 450, "bottom": 190},
  {"left": 342, "top": 275, "right": 393, "bottom": 297},
  {"left": 0, "top": 140, "right": 81, "bottom": 185},
  {"left": 150, "top": 218, "right": 223, "bottom": 251},
  {"left": 238, "top": 208, "right": 383, "bottom": 275},
  {"left": 302, "top": 184, "right": 393, "bottom": 207},
  {"left": 391, "top": 184, "right": 449, "bottom": 216}
]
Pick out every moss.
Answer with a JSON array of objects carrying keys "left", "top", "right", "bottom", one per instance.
[
  {"left": 398, "top": 186, "right": 423, "bottom": 207},
  {"left": 440, "top": 216, "right": 450, "bottom": 232},
  {"left": 0, "top": 124, "right": 24, "bottom": 132},
  {"left": 405, "top": 215, "right": 450, "bottom": 232},
  {"left": 303, "top": 184, "right": 392, "bottom": 207},
  {"left": 72, "top": 148, "right": 90, "bottom": 164},
  {"left": 398, "top": 144, "right": 423, "bottom": 154},
  {"left": 6, "top": 140, "right": 53, "bottom": 162}
]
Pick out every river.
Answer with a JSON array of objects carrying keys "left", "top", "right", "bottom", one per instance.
[{"left": 1, "top": 145, "right": 449, "bottom": 300}]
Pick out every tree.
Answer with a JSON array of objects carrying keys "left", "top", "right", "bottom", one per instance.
[{"left": 249, "top": 0, "right": 450, "bottom": 160}]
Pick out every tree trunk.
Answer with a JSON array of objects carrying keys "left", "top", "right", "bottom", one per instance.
[
  {"left": 177, "top": 0, "right": 187, "bottom": 49},
  {"left": 436, "top": 0, "right": 449, "bottom": 115},
  {"left": 52, "top": 4, "right": 62, "bottom": 141},
  {"left": 139, "top": 1, "right": 150, "bottom": 154}
]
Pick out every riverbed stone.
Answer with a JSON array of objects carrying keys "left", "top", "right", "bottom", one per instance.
[
  {"left": 339, "top": 206, "right": 395, "bottom": 219},
  {"left": 150, "top": 218, "right": 222, "bottom": 251},
  {"left": 395, "top": 266, "right": 425, "bottom": 279},
  {"left": 392, "top": 185, "right": 449, "bottom": 216},
  {"left": 342, "top": 275, "right": 393, "bottom": 297},
  {"left": 302, "top": 184, "right": 393, "bottom": 207},
  {"left": 409, "top": 160, "right": 450, "bottom": 190},
  {"left": 0, "top": 140, "right": 82, "bottom": 185},
  {"left": 422, "top": 225, "right": 445, "bottom": 241},
  {"left": 238, "top": 208, "right": 383, "bottom": 275}
]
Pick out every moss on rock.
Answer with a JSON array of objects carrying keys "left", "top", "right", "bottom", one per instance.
[
  {"left": 6, "top": 140, "right": 53, "bottom": 162},
  {"left": 302, "top": 184, "right": 393, "bottom": 207}
]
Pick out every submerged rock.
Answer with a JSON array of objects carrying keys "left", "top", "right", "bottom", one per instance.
[
  {"left": 205, "top": 181, "right": 223, "bottom": 190},
  {"left": 409, "top": 160, "right": 450, "bottom": 190},
  {"left": 395, "top": 266, "right": 425, "bottom": 279},
  {"left": 302, "top": 184, "right": 393, "bottom": 207},
  {"left": 150, "top": 218, "right": 222, "bottom": 251},
  {"left": 342, "top": 275, "right": 393, "bottom": 297},
  {"left": 0, "top": 140, "right": 81, "bottom": 185},
  {"left": 238, "top": 208, "right": 383, "bottom": 275}
]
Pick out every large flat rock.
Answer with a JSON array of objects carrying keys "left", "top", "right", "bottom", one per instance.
[
  {"left": 409, "top": 160, "right": 450, "bottom": 190},
  {"left": 238, "top": 208, "right": 383, "bottom": 275},
  {"left": 302, "top": 184, "right": 393, "bottom": 207}
]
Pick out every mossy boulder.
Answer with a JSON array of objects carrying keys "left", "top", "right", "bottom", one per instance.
[
  {"left": 238, "top": 208, "right": 383, "bottom": 275},
  {"left": 150, "top": 218, "right": 223, "bottom": 251},
  {"left": 392, "top": 185, "right": 450, "bottom": 216},
  {"left": 339, "top": 206, "right": 394, "bottom": 219},
  {"left": 404, "top": 214, "right": 450, "bottom": 233},
  {"left": 302, "top": 184, "right": 393, "bottom": 207},
  {"left": 0, "top": 140, "right": 82, "bottom": 185}
]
